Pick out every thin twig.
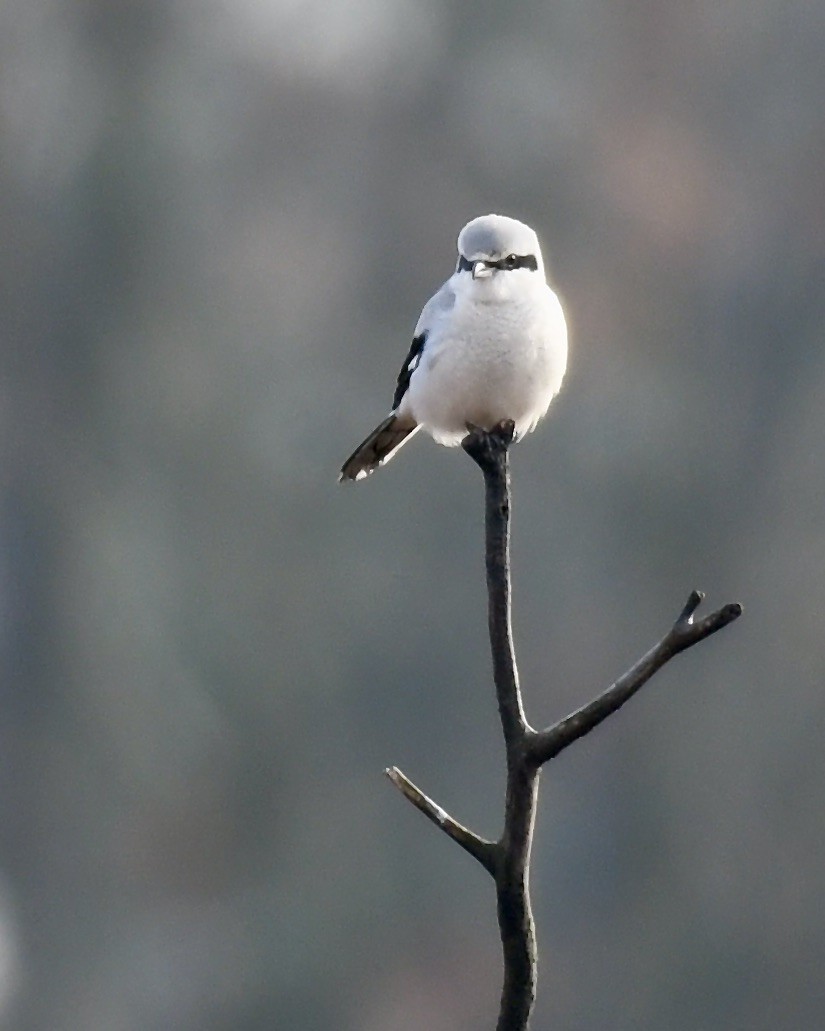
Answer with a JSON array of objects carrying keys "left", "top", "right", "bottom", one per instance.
[
  {"left": 385, "top": 767, "right": 498, "bottom": 875},
  {"left": 526, "top": 591, "right": 743, "bottom": 767}
]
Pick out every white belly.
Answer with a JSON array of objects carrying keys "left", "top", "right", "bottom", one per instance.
[{"left": 405, "top": 289, "right": 567, "bottom": 446}]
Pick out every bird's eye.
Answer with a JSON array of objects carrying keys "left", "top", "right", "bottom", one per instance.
[{"left": 505, "top": 254, "right": 519, "bottom": 269}]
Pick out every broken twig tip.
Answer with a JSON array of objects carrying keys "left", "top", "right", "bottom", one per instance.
[
  {"left": 719, "top": 601, "right": 743, "bottom": 623},
  {"left": 678, "top": 589, "right": 705, "bottom": 624}
]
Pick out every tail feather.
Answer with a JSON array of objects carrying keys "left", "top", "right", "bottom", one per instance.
[{"left": 339, "top": 414, "right": 419, "bottom": 482}]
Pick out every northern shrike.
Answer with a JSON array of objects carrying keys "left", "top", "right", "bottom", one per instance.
[{"left": 339, "top": 214, "right": 567, "bottom": 482}]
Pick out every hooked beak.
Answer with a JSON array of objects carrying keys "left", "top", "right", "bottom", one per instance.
[{"left": 472, "top": 260, "right": 493, "bottom": 280}]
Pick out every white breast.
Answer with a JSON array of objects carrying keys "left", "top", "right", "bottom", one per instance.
[{"left": 402, "top": 283, "right": 567, "bottom": 446}]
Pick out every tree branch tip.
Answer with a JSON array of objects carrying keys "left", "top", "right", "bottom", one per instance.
[
  {"left": 385, "top": 766, "right": 442, "bottom": 815},
  {"left": 385, "top": 766, "right": 410, "bottom": 790},
  {"left": 672, "top": 598, "right": 742, "bottom": 653},
  {"left": 710, "top": 601, "right": 743, "bottom": 627},
  {"left": 676, "top": 591, "right": 742, "bottom": 635},
  {"left": 678, "top": 589, "right": 705, "bottom": 624}
]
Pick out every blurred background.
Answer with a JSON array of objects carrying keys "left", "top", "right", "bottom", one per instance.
[{"left": 1, "top": 1, "right": 823, "bottom": 1028}]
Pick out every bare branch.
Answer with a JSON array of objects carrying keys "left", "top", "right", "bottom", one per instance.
[
  {"left": 385, "top": 767, "right": 498, "bottom": 876},
  {"left": 462, "top": 420, "right": 529, "bottom": 742},
  {"left": 526, "top": 592, "right": 743, "bottom": 768},
  {"left": 463, "top": 422, "right": 539, "bottom": 1031},
  {"left": 386, "top": 423, "right": 742, "bottom": 1031}
]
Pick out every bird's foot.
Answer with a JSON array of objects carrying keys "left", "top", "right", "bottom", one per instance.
[
  {"left": 461, "top": 420, "right": 515, "bottom": 471},
  {"left": 491, "top": 419, "right": 516, "bottom": 445}
]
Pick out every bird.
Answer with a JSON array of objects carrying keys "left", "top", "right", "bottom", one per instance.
[{"left": 339, "top": 214, "right": 567, "bottom": 482}]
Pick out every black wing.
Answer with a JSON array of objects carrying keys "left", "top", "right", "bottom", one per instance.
[{"left": 391, "top": 333, "right": 427, "bottom": 410}]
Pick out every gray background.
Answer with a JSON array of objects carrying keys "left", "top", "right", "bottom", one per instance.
[{"left": 1, "top": 1, "right": 823, "bottom": 1028}]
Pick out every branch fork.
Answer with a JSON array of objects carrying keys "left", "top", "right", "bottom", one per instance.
[{"left": 386, "top": 422, "right": 741, "bottom": 1030}]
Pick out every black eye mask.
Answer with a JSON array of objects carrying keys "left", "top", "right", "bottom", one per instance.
[{"left": 458, "top": 253, "right": 538, "bottom": 273}]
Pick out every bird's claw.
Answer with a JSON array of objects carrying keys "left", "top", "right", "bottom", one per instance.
[{"left": 491, "top": 419, "right": 516, "bottom": 445}]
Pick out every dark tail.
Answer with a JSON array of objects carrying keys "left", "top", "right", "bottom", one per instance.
[{"left": 339, "top": 414, "right": 420, "bottom": 482}]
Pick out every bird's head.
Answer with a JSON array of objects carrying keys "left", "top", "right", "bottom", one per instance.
[{"left": 454, "top": 214, "right": 545, "bottom": 299}]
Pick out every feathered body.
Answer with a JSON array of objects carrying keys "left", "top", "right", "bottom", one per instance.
[{"left": 340, "top": 214, "right": 567, "bottom": 481}]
